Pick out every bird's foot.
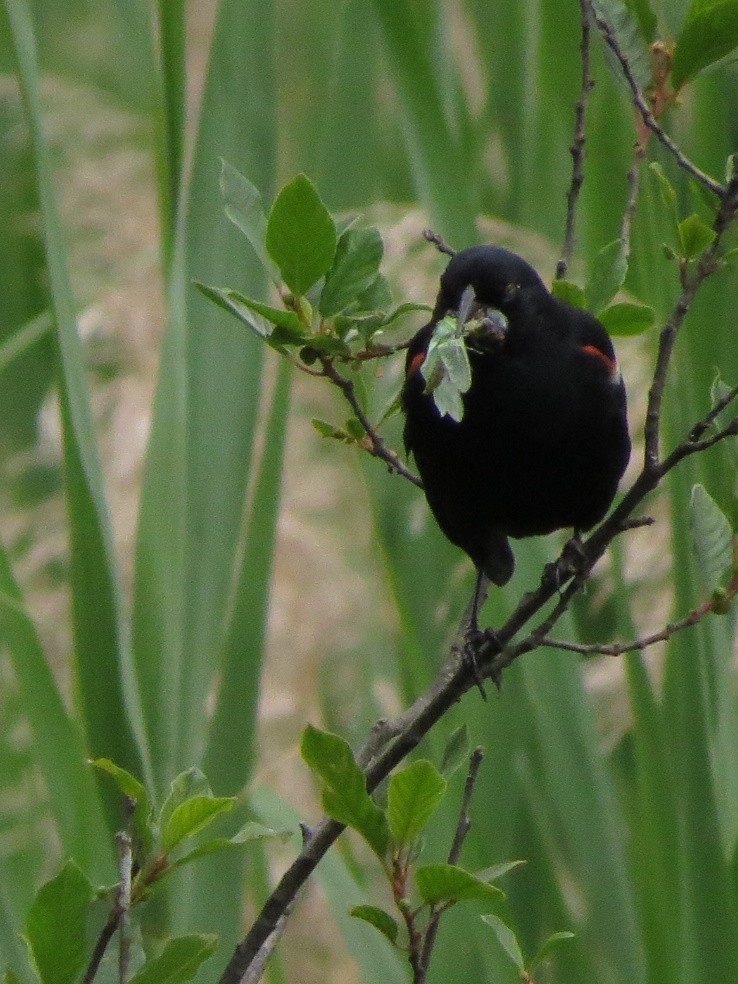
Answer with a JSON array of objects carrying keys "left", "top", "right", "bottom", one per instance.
[
  {"left": 542, "top": 532, "right": 586, "bottom": 592},
  {"left": 457, "top": 626, "right": 504, "bottom": 699}
]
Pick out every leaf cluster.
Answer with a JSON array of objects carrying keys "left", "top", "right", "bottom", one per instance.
[
  {"left": 301, "top": 725, "right": 573, "bottom": 980},
  {"left": 17, "top": 764, "right": 291, "bottom": 984}
]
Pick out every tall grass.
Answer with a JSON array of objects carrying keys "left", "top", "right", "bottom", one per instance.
[{"left": 0, "top": 1, "right": 737, "bottom": 982}]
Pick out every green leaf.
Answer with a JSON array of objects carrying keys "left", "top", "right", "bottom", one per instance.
[
  {"left": 527, "top": 931, "right": 576, "bottom": 974},
  {"left": 356, "top": 273, "right": 393, "bottom": 313},
  {"left": 130, "top": 935, "right": 218, "bottom": 984},
  {"left": 690, "top": 484, "right": 734, "bottom": 592},
  {"left": 350, "top": 905, "right": 400, "bottom": 945},
  {"left": 710, "top": 374, "right": 738, "bottom": 440},
  {"left": 649, "top": 163, "right": 680, "bottom": 227},
  {"left": 90, "top": 758, "right": 148, "bottom": 809},
  {"left": 312, "top": 418, "right": 348, "bottom": 440},
  {"left": 672, "top": 0, "right": 738, "bottom": 90},
  {"left": 265, "top": 174, "right": 337, "bottom": 295},
  {"left": 162, "top": 795, "right": 236, "bottom": 853},
  {"left": 194, "top": 283, "right": 307, "bottom": 342},
  {"left": 301, "top": 725, "right": 389, "bottom": 857},
  {"left": 387, "top": 760, "right": 447, "bottom": 846},
  {"left": 551, "top": 278, "right": 586, "bottom": 309},
  {"left": 421, "top": 316, "right": 472, "bottom": 422},
  {"left": 624, "top": 0, "right": 658, "bottom": 43},
  {"left": 439, "top": 726, "right": 471, "bottom": 778},
  {"left": 165, "top": 823, "right": 293, "bottom": 875},
  {"left": 591, "top": 0, "right": 654, "bottom": 87},
  {"left": 219, "top": 159, "right": 274, "bottom": 276},
  {"left": 414, "top": 863, "right": 505, "bottom": 906},
  {"left": 159, "top": 767, "right": 212, "bottom": 833},
  {"left": 678, "top": 213, "right": 717, "bottom": 260},
  {"left": 586, "top": 239, "right": 628, "bottom": 315},
  {"left": 474, "top": 860, "right": 526, "bottom": 883},
  {"left": 91, "top": 758, "right": 153, "bottom": 855},
  {"left": 481, "top": 913, "right": 525, "bottom": 972},
  {"left": 319, "top": 226, "right": 384, "bottom": 317},
  {"left": 25, "top": 862, "right": 93, "bottom": 984},
  {"left": 598, "top": 301, "right": 656, "bottom": 336}
]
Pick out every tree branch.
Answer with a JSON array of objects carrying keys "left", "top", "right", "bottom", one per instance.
[
  {"left": 557, "top": 0, "right": 593, "bottom": 280},
  {"left": 591, "top": 10, "right": 725, "bottom": 198},
  {"left": 319, "top": 356, "right": 423, "bottom": 487}
]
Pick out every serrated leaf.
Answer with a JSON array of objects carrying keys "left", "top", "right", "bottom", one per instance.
[
  {"left": 551, "top": 278, "right": 586, "bottom": 309},
  {"left": 527, "top": 931, "right": 576, "bottom": 974},
  {"left": 266, "top": 174, "right": 337, "bottom": 295},
  {"left": 387, "top": 760, "right": 447, "bottom": 846},
  {"left": 25, "top": 862, "right": 93, "bottom": 984},
  {"left": 350, "top": 905, "right": 399, "bottom": 945},
  {"left": 301, "top": 725, "right": 389, "bottom": 857},
  {"left": 690, "top": 484, "right": 734, "bottom": 592},
  {"left": 672, "top": 0, "right": 738, "bottom": 90},
  {"left": 219, "top": 159, "right": 274, "bottom": 276},
  {"left": 481, "top": 913, "right": 525, "bottom": 972},
  {"left": 130, "top": 935, "right": 218, "bottom": 984},
  {"left": 356, "top": 273, "right": 393, "bottom": 313},
  {"left": 678, "top": 213, "right": 717, "bottom": 260},
  {"left": 162, "top": 796, "right": 236, "bottom": 853},
  {"left": 598, "top": 301, "right": 655, "bottom": 336},
  {"left": 586, "top": 239, "right": 628, "bottom": 315},
  {"left": 415, "top": 863, "right": 505, "bottom": 906},
  {"left": 320, "top": 227, "right": 384, "bottom": 317},
  {"left": 440, "top": 725, "right": 471, "bottom": 778}
]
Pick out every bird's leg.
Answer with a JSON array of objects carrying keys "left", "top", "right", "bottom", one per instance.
[{"left": 454, "top": 569, "right": 498, "bottom": 700}]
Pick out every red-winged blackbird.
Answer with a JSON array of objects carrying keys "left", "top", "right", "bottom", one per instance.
[{"left": 402, "top": 245, "right": 630, "bottom": 588}]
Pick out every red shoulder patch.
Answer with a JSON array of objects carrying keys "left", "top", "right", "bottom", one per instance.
[
  {"left": 408, "top": 350, "right": 426, "bottom": 377},
  {"left": 581, "top": 344, "right": 617, "bottom": 374}
]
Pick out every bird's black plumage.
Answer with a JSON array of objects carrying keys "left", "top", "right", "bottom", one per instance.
[{"left": 402, "top": 245, "right": 630, "bottom": 586}]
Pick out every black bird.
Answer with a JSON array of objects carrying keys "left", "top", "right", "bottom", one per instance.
[{"left": 402, "top": 244, "right": 630, "bottom": 597}]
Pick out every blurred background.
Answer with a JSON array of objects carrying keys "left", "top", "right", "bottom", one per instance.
[{"left": 1, "top": 1, "right": 737, "bottom": 982}]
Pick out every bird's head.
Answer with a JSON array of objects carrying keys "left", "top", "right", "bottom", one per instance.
[{"left": 432, "top": 245, "right": 546, "bottom": 321}]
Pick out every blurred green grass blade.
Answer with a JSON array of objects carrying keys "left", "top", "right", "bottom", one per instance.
[
  {"left": 132, "top": 0, "right": 277, "bottom": 795},
  {"left": 132, "top": 255, "right": 188, "bottom": 795},
  {"left": 522, "top": 642, "right": 646, "bottom": 983},
  {"left": 203, "top": 358, "right": 291, "bottom": 793},
  {"left": 0, "top": 536, "right": 113, "bottom": 881},
  {"left": 181, "top": 360, "right": 290, "bottom": 970},
  {"left": 369, "top": 0, "right": 478, "bottom": 246},
  {"left": 0, "top": 860, "right": 28, "bottom": 984},
  {"left": 4, "top": 0, "right": 151, "bottom": 800},
  {"left": 0, "top": 310, "right": 51, "bottom": 374},
  {"left": 178, "top": 0, "right": 276, "bottom": 778},
  {"left": 155, "top": 0, "right": 186, "bottom": 257}
]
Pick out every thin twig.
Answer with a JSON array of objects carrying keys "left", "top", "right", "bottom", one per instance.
[
  {"left": 557, "top": 0, "right": 593, "bottom": 280},
  {"left": 319, "top": 357, "right": 423, "bottom": 487},
  {"left": 539, "top": 589, "right": 738, "bottom": 656},
  {"left": 116, "top": 830, "right": 133, "bottom": 984},
  {"left": 620, "top": 140, "right": 645, "bottom": 266},
  {"left": 417, "top": 749, "right": 485, "bottom": 982},
  {"left": 422, "top": 228, "right": 456, "bottom": 256},
  {"left": 591, "top": 11, "right": 725, "bottom": 199}
]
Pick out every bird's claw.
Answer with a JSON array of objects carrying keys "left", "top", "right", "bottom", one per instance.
[
  {"left": 458, "top": 626, "right": 505, "bottom": 699},
  {"left": 542, "top": 533, "right": 586, "bottom": 592}
]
